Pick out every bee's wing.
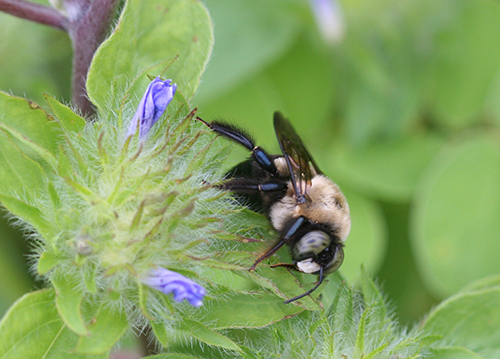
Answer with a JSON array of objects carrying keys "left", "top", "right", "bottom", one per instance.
[{"left": 273, "top": 111, "right": 322, "bottom": 201}]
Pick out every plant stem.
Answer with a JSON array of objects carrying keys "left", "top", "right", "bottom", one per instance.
[
  {"left": 0, "top": 0, "right": 67, "bottom": 30},
  {"left": 0, "top": 0, "right": 120, "bottom": 119},
  {"left": 67, "top": 0, "right": 120, "bottom": 118}
]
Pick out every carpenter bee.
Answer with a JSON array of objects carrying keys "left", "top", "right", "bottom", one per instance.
[{"left": 196, "top": 112, "right": 351, "bottom": 303}]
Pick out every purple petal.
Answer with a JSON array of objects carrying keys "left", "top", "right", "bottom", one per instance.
[
  {"left": 127, "top": 77, "right": 177, "bottom": 140},
  {"left": 142, "top": 267, "right": 206, "bottom": 307},
  {"left": 309, "top": 0, "right": 345, "bottom": 44}
]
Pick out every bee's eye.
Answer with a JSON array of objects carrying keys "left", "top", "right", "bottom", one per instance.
[
  {"left": 324, "top": 245, "right": 344, "bottom": 274},
  {"left": 293, "top": 231, "right": 330, "bottom": 260}
]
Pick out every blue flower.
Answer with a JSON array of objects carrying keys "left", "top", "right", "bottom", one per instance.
[
  {"left": 127, "top": 77, "right": 177, "bottom": 140},
  {"left": 142, "top": 266, "right": 206, "bottom": 307},
  {"left": 309, "top": 0, "right": 345, "bottom": 44}
]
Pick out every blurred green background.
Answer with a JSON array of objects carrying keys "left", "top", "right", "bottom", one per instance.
[{"left": 2, "top": 0, "right": 500, "bottom": 325}]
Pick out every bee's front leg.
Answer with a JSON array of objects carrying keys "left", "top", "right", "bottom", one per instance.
[
  {"left": 270, "top": 262, "right": 295, "bottom": 269},
  {"left": 218, "top": 178, "right": 287, "bottom": 195},
  {"left": 196, "top": 117, "right": 279, "bottom": 176}
]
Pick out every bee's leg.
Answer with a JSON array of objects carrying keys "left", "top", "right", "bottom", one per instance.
[
  {"left": 196, "top": 117, "right": 279, "bottom": 176},
  {"left": 249, "top": 216, "right": 306, "bottom": 271},
  {"left": 284, "top": 266, "right": 325, "bottom": 304},
  {"left": 219, "top": 178, "right": 287, "bottom": 194},
  {"left": 249, "top": 239, "right": 286, "bottom": 271},
  {"left": 270, "top": 263, "right": 295, "bottom": 269}
]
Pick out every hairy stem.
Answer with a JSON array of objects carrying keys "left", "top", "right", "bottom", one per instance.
[{"left": 0, "top": 0, "right": 67, "bottom": 30}]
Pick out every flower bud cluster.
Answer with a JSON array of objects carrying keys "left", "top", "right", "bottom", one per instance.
[{"left": 36, "top": 78, "right": 244, "bottom": 325}]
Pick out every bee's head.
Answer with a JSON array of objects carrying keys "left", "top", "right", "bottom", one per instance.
[{"left": 292, "top": 230, "right": 344, "bottom": 275}]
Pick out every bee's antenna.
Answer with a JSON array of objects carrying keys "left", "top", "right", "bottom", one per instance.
[{"left": 284, "top": 266, "right": 324, "bottom": 304}]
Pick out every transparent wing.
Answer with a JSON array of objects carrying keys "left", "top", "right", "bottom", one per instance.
[{"left": 273, "top": 111, "right": 322, "bottom": 202}]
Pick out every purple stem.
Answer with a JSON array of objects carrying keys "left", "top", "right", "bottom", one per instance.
[
  {"left": 0, "top": 0, "right": 67, "bottom": 30},
  {"left": 0, "top": 0, "right": 120, "bottom": 119},
  {"left": 67, "top": 0, "right": 120, "bottom": 118}
]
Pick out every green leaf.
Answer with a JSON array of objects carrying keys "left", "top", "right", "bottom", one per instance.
[
  {"left": 52, "top": 271, "right": 88, "bottom": 336},
  {"left": 44, "top": 94, "right": 86, "bottom": 134},
  {"left": 38, "top": 250, "right": 63, "bottom": 275},
  {"left": 411, "top": 136, "right": 500, "bottom": 297},
  {"left": 0, "top": 289, "right": 108, "bottom": 359},
  {"left": 196, "top": 32, "right": 335, "bottom": 150},
  {"left": 338, "top": 189, "right": 387, "bottom": 282},
  {"left": 354, "top": 308, "right": 368, "bottom": 353},
  {"left": 189, "top": 293, "right": 303, "bottom": 329},
  {"left": 339, "top": 2, "right": 423, "bottom": 143},
  {"left": 0, "top": 14, "right": 72, "bottom": 106},
  {"left": 330, "top": 133, "right": 445, "bottom": 202},
  {"left": 198, "top": 267, "right": 258, "bottom": 292},
  {"left": 87, "top": 0, "right": 213, "bottom": 117},
  {"left": 0, "top": 193, "right": 52, "bottom": 238},
  {"left": 0, "top": 92, "right": 61, "bottom": 164},
  {"left": 422, "top": 287, "right": 500, "bottom": 358},
  {"left": 459, "top": 274, "right": 500, "bottom": 294},
  {"left": 427, "top": 347, "right": 485, "bottom": 359},
  {"left": 359, "top": 269, "right": 387, "bottom": 326},
  {"left": 195, "top": 0, "right": 300, "bottom": 104},
  {"left": 75, "top": 303, "right": 129, "bottom": 354},
  {"left": 178, "top": 319, "right": 241, "bottom": 352},
  {"left": 151, "top": 321, "right": 169, "bottom": 347},
  {"left": 245, "top": 267, "right": 322, "bottom": 310},
  {"left": 431, "top": 1, "right": 500, "bottom": 129},
  {"left": 0, "top": 131, "right": 49, "bottom": 200}
]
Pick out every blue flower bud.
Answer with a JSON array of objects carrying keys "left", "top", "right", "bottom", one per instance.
[
  {"left": 309, "top": 0, "right": 345, "bottom": 44},
  {"left": 127, "top": 77, "right": 177, "bottom": 139},
  {"left": 142, "top": 266, "right": 206, "bottom": 307}
]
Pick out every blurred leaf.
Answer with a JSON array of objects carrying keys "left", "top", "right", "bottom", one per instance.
[
  {"left": 411, "top": 135, "right": 500, "bottom": 297},
  {"left": 87, "top": 0, "right": 213, "bottom": 117},
  {"left": 342, "top": 75, "right": 419, "bottom": 144},
  {"left": 339, "top": 0, "right": 423, "bottom": 143},
  {"left": 331, "top": 133, "right": 445, "bottom": 202},
  {"left": 0, "top": 14, "right": 72, "bottom": 105},
  {"left": 0, "top": 289, "right": 107, "bottom": 359},
  {"left": 422, "top": 286, "right": 500, "bottom": 358},
  {"left": 337, "top": 189, "right": 387, "bottom": 282},
  {"left": 52, "top": 271, "right": 87, "bottom": 336},
  {"left": 376, "top": 202, "right": 438, "bottom": 326},
  {"left": 459, "top": 274, "right": 500, "bottom": 293},
  {"left": 431, "top": 0, "right": 500, "bottom": 128},
  {"left": 179, "top": 319, "right": 241, "bottom": 352},
  {"left": 0, "top": 216, "right": 34, "bottom": 315},
  {"left": 195, "top": 0, "right": 302, "bottom": 105},
  {"left": 195, "top": 31, "right": 335, "bottom": 150},
  {"left": 484, "top": 68, "right": 500, "bottom": 126},
  {"left": 428, "top": 347, "right": 485, "bottom": 359},
  {"left": 75, "top": 303, "right": 128, "bottom": 354},
  {"left": 189, "top": 293, "right": 303, "bottom": 329}
]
